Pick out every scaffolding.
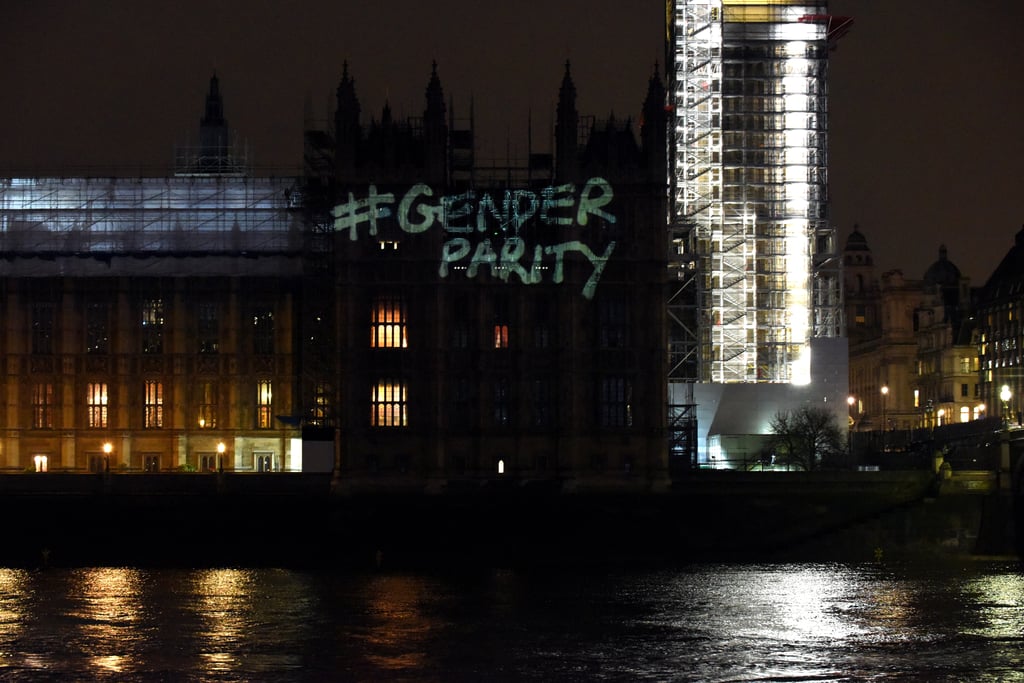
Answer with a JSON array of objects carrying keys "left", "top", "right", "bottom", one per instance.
[
  {"left": 670, "top": 1, "right": 839, "bottom": 386},
  {"left": 0, "top": 176, "right": 302, "bottom": 274}
]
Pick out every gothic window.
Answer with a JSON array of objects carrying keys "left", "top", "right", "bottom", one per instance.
[
  {"left": 31, "top": 304, "right": 54, "bottom": 355},
  {"left": 85, "top": 303, "right": 109, "bottom": 354},
  {"left": 86, "top": 382, "right": 108, "bottom": 428},
  {"left": 32, "top": 382, "right": 54, "bottom": 429},
  {"left": 371, "top": 381, "right": 407, "bottom": 427},
  {"left": 144, "top": 380, "right": 163, "bottom": 428},
  {"left": 253, "top": 307, "right": 274, "bottom": 355},
  {"left": 257, "top": 380, "right": 273, "bottom": 428},
  {"left": 141, "top": 299, "right": 164, "bottom": 354},
  {"left": 371, "top": 295, "right": 408, "bottom": 348}
]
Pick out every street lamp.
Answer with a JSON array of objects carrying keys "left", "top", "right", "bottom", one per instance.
[
  {"left": 847, "top": 395, "right": 856, "bottom": 458},
  {"left": 217, "top": 442, "right": 226, "bottom": 473},
  {"left": 880, "top": 386, "right": 889, "bottom": 453},
  {"left": 102, "top": 441, "right": 113, "bottom": 473},
  {"left": 1000, "top": 384, "right": 1012, "bottom": 428}
]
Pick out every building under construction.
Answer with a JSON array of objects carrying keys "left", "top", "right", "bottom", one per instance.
[{"left": 668, "top": 1, "right": 851, "bottom": 467}]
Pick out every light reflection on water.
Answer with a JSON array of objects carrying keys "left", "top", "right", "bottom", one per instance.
[{"left": 0, "top": 562, "right": 1018, "bottom": 680}]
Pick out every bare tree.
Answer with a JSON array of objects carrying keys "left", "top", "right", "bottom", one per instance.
[{"left": 768, "top": 405, "right": 845, "bottom": 471}]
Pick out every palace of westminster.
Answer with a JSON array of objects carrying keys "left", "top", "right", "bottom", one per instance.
[{"left": 1, "top": 57, "right": 1022, "bottom": 483}]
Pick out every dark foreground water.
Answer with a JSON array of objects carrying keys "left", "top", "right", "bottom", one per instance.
[{"left": 0, "top": 561, "right": 1022, "bottom": 681}]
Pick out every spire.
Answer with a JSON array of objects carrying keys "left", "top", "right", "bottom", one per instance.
[
  {"left": 190, "top": 72, "right": 242, "bottom": 175},
  {"left": 423, "top": 61, "right": 448, "bottom": 184},
  {"left": 556, "top": 60, "right": 579, "bottom": 182},
  {"left": 199, "top": 73, "right": 227, "bottom": 154},
  {"left": 557, "top": 60, "right": 577, "bottom": 124},
  {"left": 335, "top": 61, "right": 361, "bottom": 126},
  {"left": 334, "top": 61, "right": 362, "bottom": 181},
  {"left": 424, "top": 60, "right": 446, "bottom": 127},
  {"left": 202, "top": 73, "right": 225, "bottom": 128},
  {"left": 641, "top": 62, "right": 667, "bottom": 177}
]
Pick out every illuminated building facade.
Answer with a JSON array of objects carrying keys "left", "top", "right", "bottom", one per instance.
[
  {"left": 0, "top": 175, "right": 304, "bottom": 473},
  {"left": 844, "top": 228, "right": 983, "bottom": 444},
  {"left": 976, "top": 227, "right": 1024, "bottom": 427},
  {"left": 0, "top": 67, "right": 670, "bottom": 489},
  {"left": 668, "top": 1, "right": 849, "bottom": 466}
]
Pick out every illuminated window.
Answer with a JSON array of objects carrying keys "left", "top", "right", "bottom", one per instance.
[
  {"left": 31, "top": 304, "right": 54, "bottom": 355},
  {"left": 960, "top": 406, "right": 970, "bottom": 423},
  {"left": 257, "top": 380, "right": 273, "bottom": 429},
  {"left": 198, "top": 302, "right": 219, "bottom": 354},
  {"left": 85, "top": 303, "right": 109, "bottom": 354},
  {"left": 32, "top": 382, "right": 54, "bottom": 429},
  {"left": 313, "top": 382, "right": 331, "bottom": 423},
  {"left": 141, "top": 299, "right": 164, "bottom": 354},
  {"left": 371, "top": 296, "right": 408, "bottom": 348},
  {"left": 493, "top": 325, "right": 509, "bottom": 349},
  {"left": 493, "top": 294, "right": 511, "bottom": 349},
  {"left": 598, "top": 377, "right": 632, "bottom": 428},
  {"left": 86, "top": 382, "right": 108, "bottom": 428},
  {"left": 253, "top": 307, "right": 274, "bottom": 355},
  {"left": 197, "top": 381, "right": 217, "bottom": 429},
  {"left": 33, "top": 454, "right": 48, "bottom": 473},
  {"left": 371, "top": 381, "right": 407, "bottom": 427},
  {"left": 144, "top": 380, "right": 163, "bottom": 428}
]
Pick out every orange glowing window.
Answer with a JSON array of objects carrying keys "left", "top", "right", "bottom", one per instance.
[
  {"left": 371, "top": 381, "right": 407, "bottom": 427},
  {"left": 493, "top": 325, "right": 509, "bottom": 349},
  {"left": 87, "top": 382, "right": 108, "bottom": 428},
  {"left": 371, "top": 296, "right": 408, "bottom": 348},
  {"left": 257, "top": 380, "right": 273, "bottom": 429}
]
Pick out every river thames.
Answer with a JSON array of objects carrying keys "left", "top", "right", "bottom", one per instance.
[{"left": 0, "top": 560, "right": 1021, "bottom": 681}]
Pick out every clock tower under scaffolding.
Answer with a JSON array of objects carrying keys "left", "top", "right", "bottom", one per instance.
[{"left": 667, "top": 1, "right": 851, "bottom": 467}]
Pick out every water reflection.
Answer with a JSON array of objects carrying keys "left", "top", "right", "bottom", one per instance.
[
  {"left": 193, "top": 568, "right": 253, "bottom": 673},
  {"left": 0, "top": 569, "right": 29, "bottom": 668},
  {"left": 358, "top": 575, "right": 442, "bottom": 672},
  {"left": 0, "top": 562, "right": 1019, "bottom": 680},
  {"left": 962, "top": 571, "right": 1024, "bottom": 640},
  {"left": 71, "top": 568, "right": 146, "bottom": 676}
]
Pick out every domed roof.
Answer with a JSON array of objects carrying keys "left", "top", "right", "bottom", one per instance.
[
  {"left": 923, "top": 244, "right": 961, "bottom": 288},
  {"left": 844, "top": 224, "right": 870, "bottom": 251}
]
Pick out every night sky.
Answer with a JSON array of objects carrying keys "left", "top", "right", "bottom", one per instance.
[{"left": 1, "top": 1, "right": 1021, "bottom": 285}]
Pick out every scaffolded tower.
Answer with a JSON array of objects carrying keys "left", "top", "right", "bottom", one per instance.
[{"left": 668, "top": 1, "right": 842, "bottom": 389}]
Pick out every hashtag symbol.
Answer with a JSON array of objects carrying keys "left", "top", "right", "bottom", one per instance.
[{"left": 331, "top": 185, "right": 395, "bottom": 241}]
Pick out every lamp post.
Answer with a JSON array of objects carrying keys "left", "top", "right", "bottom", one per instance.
[
  {"left": 847, "top": 395, "right": 856, "bottom": 459},
  {"left": 1001, "top": 384, "right": 1012, "bottom": 429},
  {"left": 217, "top": 441, "right": 226, "bottom": 473},
  {"left": 102, "top": 441, "right": 113, "bottom": 473},
  {"left": 880, "top": 385, "right": 889, "bottom": 453}
]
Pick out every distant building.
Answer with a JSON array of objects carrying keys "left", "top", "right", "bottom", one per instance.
[
  {"left": 843, "top": 228, "right": 980, "bottom": 439},
  {"left": 976, "top": 226, "right": 1024, "bottom": 426}
]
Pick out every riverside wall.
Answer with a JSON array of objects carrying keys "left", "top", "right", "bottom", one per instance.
[{"left": 0, "top": 471, "right": 1015, "bottom": 569}]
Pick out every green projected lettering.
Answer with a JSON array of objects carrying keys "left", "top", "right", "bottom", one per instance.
[{"left": 332, "top": 177, "right": 617, "bottom": 299}]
